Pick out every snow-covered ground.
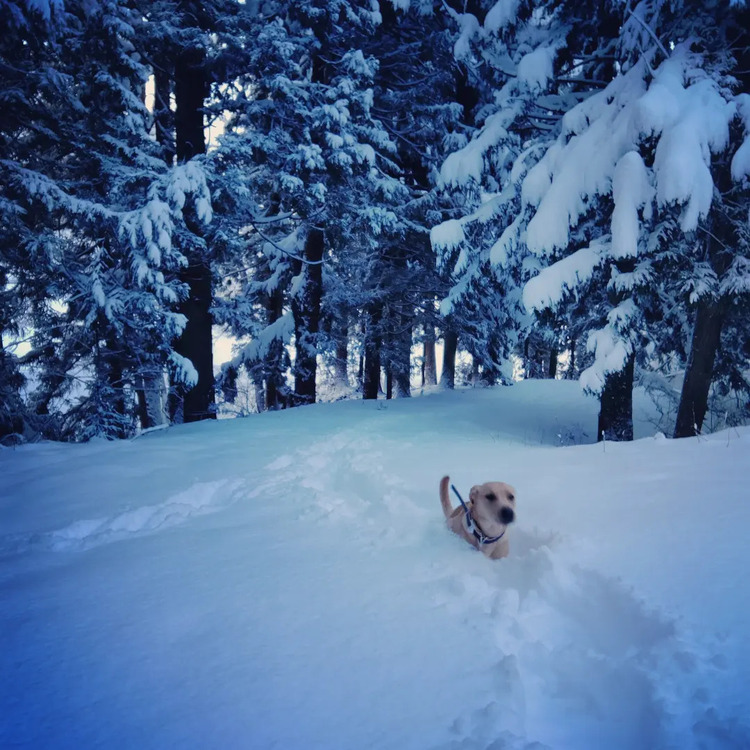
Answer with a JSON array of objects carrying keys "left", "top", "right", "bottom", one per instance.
[{"left": 2, "top": 380, "right": 748, "bottom": 749}]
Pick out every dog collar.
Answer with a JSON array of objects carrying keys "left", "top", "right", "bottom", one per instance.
[
  {"left": 464, "top": 513, "right": 506, "bottom": 545},
  {"left": 451, "top": 484, "right": 506, "bottom": 546}
]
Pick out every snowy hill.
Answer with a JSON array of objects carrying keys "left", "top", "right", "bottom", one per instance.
[{"left": 2, "top": 381, "right": 749, "bottom": 749}]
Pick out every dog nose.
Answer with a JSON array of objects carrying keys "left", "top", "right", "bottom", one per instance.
[{"left": 500, "top": 507, "right": 515, "bottom": 524}]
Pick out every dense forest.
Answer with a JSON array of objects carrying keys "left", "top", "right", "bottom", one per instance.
[{"left": 1, "top": 0, "right": 749, "bottom": 444}]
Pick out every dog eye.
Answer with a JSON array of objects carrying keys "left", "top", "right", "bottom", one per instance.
[
  {"left": 508, "top": 494, "right": 515, "bottom": 502},
  {"left": 486, "top": 492, "right": 497, "bottom": 502}
]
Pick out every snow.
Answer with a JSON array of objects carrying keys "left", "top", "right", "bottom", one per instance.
[
  {"left": 18, "top": 0, "right": 63, "bottom": 23},
  {"left": 516, "top": 46, "right": 556, "bottom": 92},
  {"left": 579, "top": 326, "right": 632, "bottom": 394},
  {"left": 522, "top": 49, "right": 737, "bottom": 255},
  {"left": 430, "top": 218, "right": 465, "bottom": 250},
  {"left": 611, "top": 151, "right": 653, "bottom": 259},
  {"left": 488, "top": 213, "right": 522, "bottom": 266},
  {"left": 453, "top": 13, "right": 480, "bottom": 62},
  {"left": 653, "top": 121, "right": 714, "bottom": 233},
  {"left": 232, "top": 311, "right": 294, "bottom": 364},
  {"left": 439, "top": 112, "right": 512, "bottom": 187},
  {"left": 522, "top": 237, "right": 607, "bottom": 312},
  {"left": 2, "top": 381, "right": 749, "bottom": 749},
  {"left": 168, "top": 351, "right": 198, "bottom": 387},
  {"left": 730, "top": 93, "right": 750, "bottom": 183},
  {"left": 91, "top": 278, "right": 106, "bottom": 308},
  {"left": 167, "top": 161, "right": 213, "bottom": 225},
  {"left": 484, "top": 0, "right": 520, "bottom": 33},
  {"left": 354, "top": 142, "right": 376, "bottom": 165},
  {"left": 636, "top": 59, "right": 732, "bottom": 234}
]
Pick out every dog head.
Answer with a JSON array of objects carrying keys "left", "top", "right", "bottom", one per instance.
[{"left": 469, "top": 481, "right": 516, "bottom": 532}]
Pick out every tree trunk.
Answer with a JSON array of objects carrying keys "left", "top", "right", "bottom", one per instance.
[
  {"left": 252, "top": 368, "right": 266, "bottom": 414},
  {"left": 673, "top": 193, "right": 733, "bottom": 439},
  {"left": 393, "top": 324, "right": 412, "bottom": 398},
  {"left": 136, "top": 372, "right": 165, "bottom": 429},
  {"left": 363, "top": 302, "right": 382, "bottom": 400},
  {"left": 567, "top": 337, "right": 577, "bottom": 379},
  {"left": 153, "top": 64, "right": 175, "bottom": 165},
  {"left": 174, "top": 44, "right": 206, "bottom": 163},
  {"left": 265, "top": 288, "right": 287, "bottom": 411},
  {"left": 673, "top": 299, "right": 726, "bottom": 438},
  {"left": 423, "top": 326, "right": 437, "bottom": 386},
  {"left": 524, "top": 334, "right": 547, "bottom": 379},
  {"left": 291, "top": 227, "right": 324, "bottom": 406},
  {"left": 481, "top": 362, "right": 496, "bottom": 387},
  {"left": 174, "top": 260, "right": 215, "bottom": 422},
  {"left": 440, "top": 328, "right": 457, "bottom": 389},
  {"left": 0, "top": 335, "right": 25, "bottom": 443},
  {"left": 334, "top": 322, "right": 349, "bottom": 389},
  {"left": 597, "top": 352, "right": 635, "bottom": 442},
  {"left": 548, "top": 349, "right": 558, "bottom": 379},
  {"left": 171, "top": 40, "right": 215, "bottom": 423},
  {"left": 103, "top": 336, "right": 128, "bottom": 439}
]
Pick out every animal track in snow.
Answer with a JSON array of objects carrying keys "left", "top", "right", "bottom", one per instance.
[
  {"left": 2, "top": 479, "right": 245, "bottom": 555},
  {"left": 254, "top": 435, "right": 746, "bottom": 749},
  {"left": 432, "top": 544, "right": 732, "bottom": 749}
]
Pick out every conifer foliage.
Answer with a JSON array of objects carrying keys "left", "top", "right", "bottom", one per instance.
[{"left": 1, "top": 0, "right": 748, "bottom": 442}]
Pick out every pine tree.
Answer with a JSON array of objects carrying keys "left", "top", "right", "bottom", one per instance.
[
  {"left": 521, "top": 3, "right": 750, "bottom": 439},
  {"left": 434, "top": 0, "right": 750, "bottom": 439},
  {"left": 212, "top": 0, "right": 403, "bottom": 407},
  {"left": 0, "top": 0, "right": 211, "bottom": 440}
]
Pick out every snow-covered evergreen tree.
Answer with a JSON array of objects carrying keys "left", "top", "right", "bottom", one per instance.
[
  {"left": 433, "top": 0, "right": 750, "bottom": 439},
  {"left": 0, "top": 0, "right": 211, "bottom": 440},
  {"left": 212, "top": 0, "right": 420, "bottom": 406},
  {"left": 522, "top": 3, "right": 750, "bottom": 439},
  {"left": 431, "top": 0, "right": 619, "bottom": 386},
  {"left": 355, "top": 1, "right": 464, "bottom": 397}
]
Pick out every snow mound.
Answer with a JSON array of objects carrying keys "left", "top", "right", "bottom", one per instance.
[
  {"left": 2, "top": 479, "right": 245, "bottom": 555},
  {"left": 1, "top": 382, "right": 748, "bottom": 749}
]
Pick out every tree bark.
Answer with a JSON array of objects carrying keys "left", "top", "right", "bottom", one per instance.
[
  {"left": 102, "top": 336, "right": 128, "bottom": 439},
  {"left": 440, "top": 328, "right": 458, "bottom": 389},
  {"left": 423, "top": 326, "right": 437, "bottom": 386},
  {"left": 174, "top": 44, "right": 206, "bottom": 163},
  {"left": 153, "top": 64, "right": 175, "bottom": 165},
  {"left": 174, "top": 259, "right": 215, "bottom": 422},
  {"left": 136, "top": 372, "right": 165, "bottom": 429},
  {"left": 291, "top": 227, "right": 324, "bottom": 406},
  {"left": 597, "top": 352, "right": 635, "bottom": 442},
  {"left": 673, "top": 299, "right": 726, "bottom": 438},
  {"left": 171, "top": 39, "right": 215, "bottom": 423},
  {"left": 548, "top": 349, "right": 558, "bottom": 379},
  {"left": 265, "top": 288, "right": 287, "bottom": 411},
  {"left": 524, "top": 334, "right": 548, "bottom": 379},
  {"left": 0, "top": 334, "right": 25, "bottom": 442},
  {"left": 363, "top": 302, "right": 382, "bottom": 400},
  {"left": 252, "top": 368, "right": 266, "bottom": 414},
  {"left": 673, "top": 188, "right": 733, "bottom": 439},
  {"left": 392, "top": 323, "right": 412, "bottom": 398},
  {"left": 334, "top": 321, "right": 349, "bottom": 389},
  {"left": 567, "top": 337, "right": 577, "bottom": 379}
]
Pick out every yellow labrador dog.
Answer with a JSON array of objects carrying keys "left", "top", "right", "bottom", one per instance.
[{"left": 440, "top": 476, "right": 516, "bottom": 559}]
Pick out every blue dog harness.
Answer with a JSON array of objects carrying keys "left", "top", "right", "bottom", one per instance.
[{"left": 450, "top": 484, "right": 506, "bottom": 545}]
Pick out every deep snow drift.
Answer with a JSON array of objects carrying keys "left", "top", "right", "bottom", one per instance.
[{"left": 1, "top": 381, "right": 749, "bottom": 749}]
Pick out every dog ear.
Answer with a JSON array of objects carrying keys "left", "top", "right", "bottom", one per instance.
[{"left": 469, "top": 485, "right": 479, "bottom": 502}]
